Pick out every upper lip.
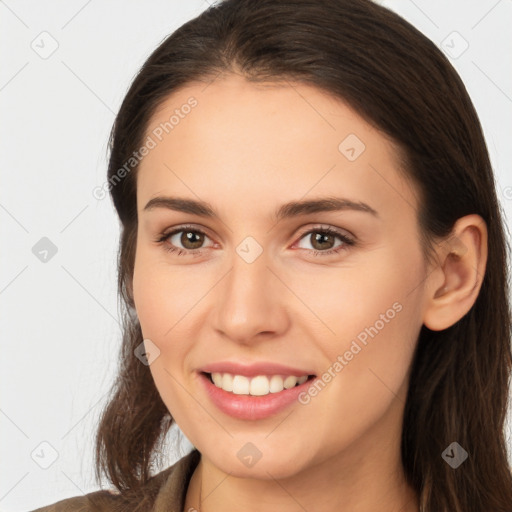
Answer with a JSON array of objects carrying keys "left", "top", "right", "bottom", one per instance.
[{"left": 199, "top": 361, "right": 316, "bottom": 378}]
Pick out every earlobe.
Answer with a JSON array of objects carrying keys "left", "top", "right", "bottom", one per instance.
[{"left": 423, "top": 214, "right": 488, "bottom": 331}]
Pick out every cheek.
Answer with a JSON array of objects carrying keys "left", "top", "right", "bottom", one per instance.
[
  {"left": 300, "top": 286, "right": 421, "bottom": 459},
  {"left": 311, "top": 248, "right": 423, "bottom": 418},
  {"left": 132, "top": 255, "right": 197, "bottom": 419},
  {"left": 132, "top": 268, "right": 170, "bottom": 340},
  {"left": 132, "top": 247, "right": 199, "bottom": 340},
  {"left": 132, "top": 247, "right": 213, "bottom": 386}
]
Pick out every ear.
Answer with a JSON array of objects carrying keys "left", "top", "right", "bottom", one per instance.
[{"left": 422, "top": 214, "right": 488, "bottom": 331}]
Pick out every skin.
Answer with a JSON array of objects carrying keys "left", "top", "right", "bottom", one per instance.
[{"left": 132, "top": 73, "right": 487, "bottom": 512}]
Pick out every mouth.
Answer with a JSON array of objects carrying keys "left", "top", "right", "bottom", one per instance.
[
  {"left": 198, "top": 370, "right": 317, "bottom": 420},
  {"left": 201, "top": 371, "right": 317, "bottom": 396}
]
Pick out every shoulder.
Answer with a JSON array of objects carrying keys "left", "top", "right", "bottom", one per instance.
[
  {"left": 28, "top": 449, "right": 201, "bottom": 512},
  {"left": 27, "top": 488, "right": 120, "bottom": 512}
]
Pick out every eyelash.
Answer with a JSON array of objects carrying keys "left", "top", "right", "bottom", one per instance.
[{"left": 155, "top": 224, "right": 356, "bottom": 258}]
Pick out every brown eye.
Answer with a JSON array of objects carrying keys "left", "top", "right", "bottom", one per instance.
[
  {"left": 309, "top": 232, "right": 336, "bottom": 251},
  {"left": 294, "top": 227, "right": 355, "bottom": 257},
  {"left": 173, "top": 230, "right": 206, "bottom": 250},
  {"left": 157, "top": 225, "right": 216, "bottom": 257}
]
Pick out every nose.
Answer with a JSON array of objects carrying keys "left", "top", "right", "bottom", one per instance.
[{"left": 211, "top": 248, "right": 291, "bottom": 345}]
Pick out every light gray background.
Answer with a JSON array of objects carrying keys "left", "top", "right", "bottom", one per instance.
[{"left": 1, "top": 1, "right": 511, "bottom": 510}]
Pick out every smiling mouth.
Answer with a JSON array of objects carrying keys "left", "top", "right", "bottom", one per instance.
[{"left": 202, "top": 371, "right": 316, "bottom": 396}]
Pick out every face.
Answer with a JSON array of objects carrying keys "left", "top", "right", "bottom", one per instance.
[{"left": 132, "top": 74, "right": 428, "bottom": 479}]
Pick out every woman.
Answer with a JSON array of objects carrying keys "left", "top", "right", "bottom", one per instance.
[{"left": 31, "top": 0, "right": 512, "bottom": 511}]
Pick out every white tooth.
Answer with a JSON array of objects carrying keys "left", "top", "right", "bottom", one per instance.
[
  {"left": 232, "top": 375, "right": 250, "bottom": 394},
  {"left": 211, "top": 373, "right": 309, "bottom": 393},
  {"left": 283, "top": 375, "right": 298, "bottom": 389},
  {"left": 222, "top": 373, "right": 233, "bottom": 392},
  {"left": 269, "top": 375, "right": 285, "bottom": 393},
  {"left": 250, "top": 375, "right": 270, "bottom": 396}
]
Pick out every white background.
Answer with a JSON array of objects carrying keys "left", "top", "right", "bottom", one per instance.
[{"left": 1, "top": 1, "right": 511, "bottom": 510}]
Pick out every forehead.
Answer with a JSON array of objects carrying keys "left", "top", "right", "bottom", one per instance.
[{"left": 136, "top": 74, "right": 416, "bottom": 222}]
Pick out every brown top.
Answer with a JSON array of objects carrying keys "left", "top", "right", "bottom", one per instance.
[{"left": 29, "top": 449, "right": 201, "bottom": 512}]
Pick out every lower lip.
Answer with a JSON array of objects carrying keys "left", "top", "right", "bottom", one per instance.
[{"left": 198, "top": 372, "right": 316, "bottom": 421}]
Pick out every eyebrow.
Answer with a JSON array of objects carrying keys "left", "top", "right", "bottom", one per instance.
[{"left": 143, "top": 195, "right": 379, "bottom": 221}]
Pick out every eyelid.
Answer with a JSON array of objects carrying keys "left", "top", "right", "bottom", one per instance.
[
  {"left": 290, "top": 225, "right": 356, "bottom": 255},
  {"left": 294, "top": 223, "right": 355, "bottom": 241},
  {"left": 159, "top": 224, "right": 216, "bottom": 246},
  {"left": 158, "top": 223, "right": 354, "bottom": 243},
  {"left": 156, "top": 222, "right": 356, "bottom": 256},
  {"left": 160, "top": 222, "right": 210, "bottom": 235}
]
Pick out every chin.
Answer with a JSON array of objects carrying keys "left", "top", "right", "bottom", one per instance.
[{"left": 198, "top": 436, "right": 317, "bottom": 480}]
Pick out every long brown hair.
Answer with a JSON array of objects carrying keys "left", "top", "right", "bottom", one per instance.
[{"left": 94, "top": 1, "right": 512, "bottom": 510}]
